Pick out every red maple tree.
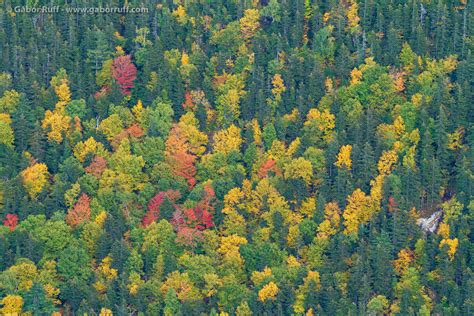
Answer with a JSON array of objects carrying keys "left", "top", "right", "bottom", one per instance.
[
  {"left": 3, "top": 214, "right": 18, "bottom": 232},
  {"left": 142, "top": 190, "right": 181, "bottom": 227},
  {"left": 171, "top": 185, "right": 215, "bottom": 246},
  {"left": 112, "top": 55, "right": 137, "bottom": 95},
  {"left": 183, "top": 206, "right": 214, "bottom": 230},
  {"left": 172, "top": 206, "right": 214, "bottom": 247}
]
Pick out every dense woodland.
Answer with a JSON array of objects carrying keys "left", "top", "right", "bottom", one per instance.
[{"left": 0, "top": 0, "right": 473, "bottom": 315}]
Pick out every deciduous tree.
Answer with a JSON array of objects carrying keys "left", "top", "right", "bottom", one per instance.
[
  {"left": 335, "top": 145, "right": 353, "bottom": 170},
  {"left": 21, "top": 163, "right": 49, "bottom": 199},
  {"left": 66, "top": 193, "right": 91, "bottom": 227},
  {"left": 0, "top": 295, "right": 23, "bottom": 315},
  {"left": 3, "top": 214, "right": 18, "bottom": 231},
  {"left": 112, "top": 55, "right": 137, "bottom": 95}
]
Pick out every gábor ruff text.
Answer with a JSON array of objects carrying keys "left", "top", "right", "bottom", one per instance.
[{"left": 13, "top": 6, "right": 148, "bottom": 14}]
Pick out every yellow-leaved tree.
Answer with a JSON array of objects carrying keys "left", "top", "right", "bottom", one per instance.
[
  {"left": 303, "top": 108, "right": 336, "bottom": 147},
  {"left": 283, "top": 157, "right": 313, "bottom": 185},
  {"left": 251, "top": 267, "right": 273, "bottom": 286},
  {"left": 437, "top": 222, "right": 458, "bottom": 260},
  {"left": 334, "top": 145, "right": 353, "bottom": 170},
  {"left": 42, "top": 72, "right": 73, "bottom": 143},
  {"left": 214, "top": 73, "right": 246, "bottom": 126},
  {"left": 317, "top": 202, "right": 341, "bottom": 239},
  {"left": 0, "top": 89, "right": 21, "bottom": 113},
  {"left": 267, "top": 74, "right": 286, "bottom": 113},
  {"left": 99, "top": 308, "right": 113, "bottom": 316},
  {"left": 240, "top": 9, "right": 260, "bottom": 41},
  {"left": 218, "top": 234, "right": 248, "bottom": 278},
  {"left": 93, "top": 256, "right": 118, "bottom": 295},
  {"left": 177, "top": 112, "right": 208, "bottom": 156},
  {"left": 258, "top": 281, "right": 279, "bottom": 302},
  {"left": 293, "top": 271, "right": 321, "bottom": 313},
  {"left": 160, "top": 271, "right": 201, "bottom": 302},
  {"left": 0, "top": 295, "right": 23, "bottom": 315},
  {"left": 377, "top": 149, "right": 398, "bottom": 176},
  {"left": 393, "top": 248, "right": 413, "bottom": 275},
  {"left": 221, "top": 187, "right": 248, "bottom": 236},
  {"left": 42, "top": 110, "right": 71, "bottom": 143},
  {"left": 0, "top": 113, "right": 14, "bottom": 147},
  {"left": 346, "top": 0, "right": 361, "bottom": 34},
  {"left": 213, "top": 124, "right": 242, "bottom": 154},
  {"left": 172, "top": 5, "right": 187, "bottom": 25},
  {"left": 54, "top": 79, "right": 72, "bottom": 110},
  {"left": 343, "top": 189, "right": 371, "bottom": 235},
  {"left": 73, "top": 137, "right": 107, "bottom": 162},
  {"left": 21, "top": 163, "right": 49, "bottom": 199}
]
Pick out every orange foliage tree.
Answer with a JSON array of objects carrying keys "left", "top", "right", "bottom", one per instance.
[
  {"left": 165, "top": 124, "right": 198, "bottom": 188},
  {"left": 66, "top": 193, "right": 91, "bottom": 227},
  {"left": 85, "top": 156, "right": 108, "bottom": 177}
]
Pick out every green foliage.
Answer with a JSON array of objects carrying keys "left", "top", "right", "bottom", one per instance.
[{"left": 0, "top": 0, "right": 471, "bottom": 315}]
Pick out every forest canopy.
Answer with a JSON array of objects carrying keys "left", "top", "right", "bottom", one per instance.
[{"left": 0, "top": 0, "right": 472, "bottom": 315}]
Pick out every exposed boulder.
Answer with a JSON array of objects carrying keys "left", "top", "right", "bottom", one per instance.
[{"left": 417, "top": 210, "right": 443, "bottom": 233}]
